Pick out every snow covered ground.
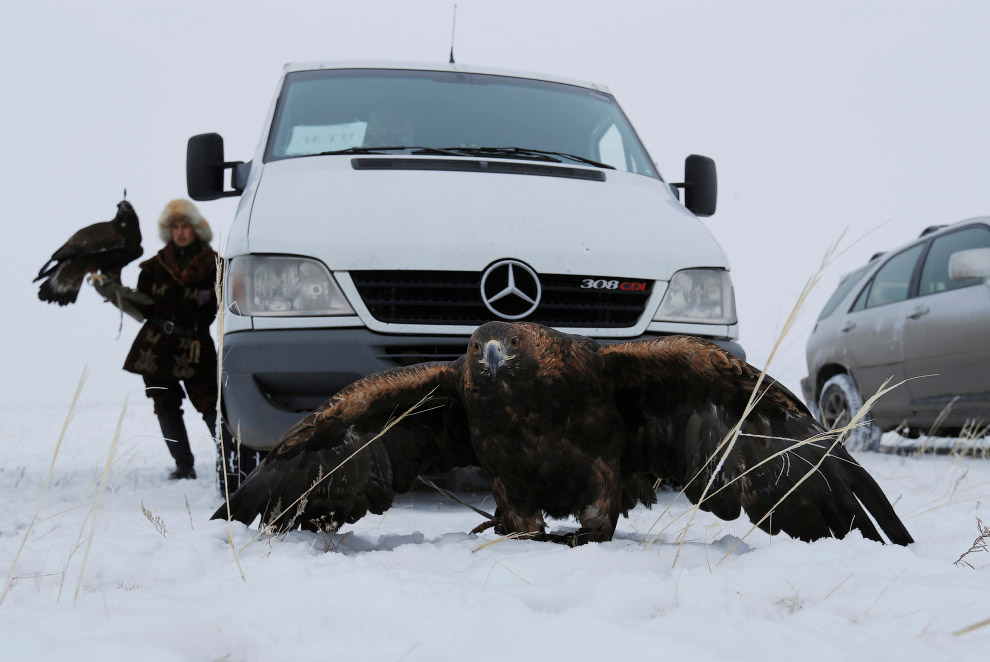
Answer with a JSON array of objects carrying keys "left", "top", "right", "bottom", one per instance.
[{"left": 1, "top": 396, "right": 988, "bottom": 661}]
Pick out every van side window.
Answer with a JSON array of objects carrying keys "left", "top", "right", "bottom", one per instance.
[
  {"left": 864, "top": 244, "right": 924, "bottom": 309},
  {"left": 918, "top": 225, "right": 990, "bottom": 295}
]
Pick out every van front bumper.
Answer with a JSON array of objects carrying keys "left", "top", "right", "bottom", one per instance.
[{"left": 221, "top": 327, "right": 745, "bottom": 450}]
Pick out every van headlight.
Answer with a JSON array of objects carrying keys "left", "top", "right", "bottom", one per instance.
[
  {"left": 227, "top": 255, "right": 355, "bottom": 316},
  {"left": 653, "top": 268, "right": 737, "bottom": 324}
]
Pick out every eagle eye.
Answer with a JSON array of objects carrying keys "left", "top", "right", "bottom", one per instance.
[
  {"left": 471, "top": 342, "right": 481, "bottom": 353},
  {"left": 509, "top": 336, "right": 520, "bottom": 348}
]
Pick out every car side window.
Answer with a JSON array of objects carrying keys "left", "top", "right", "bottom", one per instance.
[
  {"left": 850, "top": 282, "right": 870, "bottom": 312},
  {"left": 818, "top": 263, "right": 872, "bottom": 320},
  {"left": 864, "top": 244, "right": 924, "bottom": 309},
  {"left": 918, "top": 225, "right": 990, "bottom": 296}
]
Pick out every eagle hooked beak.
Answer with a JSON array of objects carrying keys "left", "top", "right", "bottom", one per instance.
[{"left": 484, "top": 340, "right": 506, "bottom": 378}]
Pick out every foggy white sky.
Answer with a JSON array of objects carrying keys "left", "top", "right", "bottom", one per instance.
[{"left": 2, "top": 0, "right": 989, "bottom": 408}]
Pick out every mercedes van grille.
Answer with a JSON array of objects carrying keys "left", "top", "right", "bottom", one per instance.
[{"left": 350, "top": 271, "right": 652, "bottom": 328}]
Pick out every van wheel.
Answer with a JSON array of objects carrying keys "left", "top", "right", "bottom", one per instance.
[
  {"left": 818, "top": 373, "right": 882, "bottom": 452},
  {"left": 215, "top": 434, "right": 265, "bottom": 495}
]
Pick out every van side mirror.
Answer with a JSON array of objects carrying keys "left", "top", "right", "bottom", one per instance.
[
  {"left": 186, "top": 133, "right": 248, "bottom": 201},
  {"left": 949, "top": 247, "right": 990, "bottom": 282},
  {"left": 672, "top": 154, "right": 717, "bottom": 217}
]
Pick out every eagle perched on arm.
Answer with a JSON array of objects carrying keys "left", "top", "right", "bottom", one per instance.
[
  {"left": 215, "top": 321, "right": 912, "bottom": 547},
  {"left": 34, "top": 199, "right": 142, "bottom": 305}
]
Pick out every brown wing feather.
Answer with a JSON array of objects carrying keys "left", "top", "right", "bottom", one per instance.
[
  {"left": 53, "top": 221, "right": 129, "bottom": 260},
  {"left": 35, "top": 206, "right": 142, "bottom": 305},
  {"left": 601, "top": 336, "right": 912, "bottom": 545},
  {"left": 214, "top": 359, "right": 475, "bottom": 532}
]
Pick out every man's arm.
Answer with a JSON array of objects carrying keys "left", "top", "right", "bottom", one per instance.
[{"left": 91, "top": 277, "right": 154, "bottom": 322}]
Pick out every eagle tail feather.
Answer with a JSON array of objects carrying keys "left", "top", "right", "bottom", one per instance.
[
  {"left": 37, "top": 270, "right": 82, "bottom": 305},
  {"left": 840, "top": 458, "right": 914, "bottom": 545}
]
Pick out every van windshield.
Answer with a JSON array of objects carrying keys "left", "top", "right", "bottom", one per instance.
[{"left": 265, "top": 69, "right": 658, "bottom": 177}]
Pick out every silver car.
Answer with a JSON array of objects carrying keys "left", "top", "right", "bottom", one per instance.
[{"left": 801, "top": 217, "right": 990, "bottom": 449}]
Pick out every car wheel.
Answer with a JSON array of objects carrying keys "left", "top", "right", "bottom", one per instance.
[{"left": 818, "top": 373, "right": 882, "bottom": 452}]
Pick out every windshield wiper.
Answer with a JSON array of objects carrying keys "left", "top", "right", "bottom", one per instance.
[
  {"left": 314, "top": 145, "right": 614, "bottom": 169},
  {"left": 314, "top": 146, "right": 464, "bottom": 157},
  {"left": 433, "top": 146, "right": 615, "bottom": 169}
]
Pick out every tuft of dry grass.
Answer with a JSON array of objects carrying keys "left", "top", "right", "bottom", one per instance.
[
  {"left": 312, "top": 519, "right": 345, "bottom": 553},
  {"left": 953, "top": 517, "right": 989, "bottom": 569},
  {"left": 141, "top": 501, "right": 168, "bottom": 539},
  {"left": 73, "top": 394, "right": 128, "bottom": 606},
  {"left": 773, "top": 582, "right": 804, "bottom": 615},
  {"left": 0, "top": 366, "right": 86, "bottom": 608}
]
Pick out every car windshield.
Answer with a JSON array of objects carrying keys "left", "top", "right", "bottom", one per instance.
[
  {"left": 818, "top": 263, "right": 872, "bottom": 320},
  {"left": 265, "top": 69, "right": 658, "bottom": 177}
]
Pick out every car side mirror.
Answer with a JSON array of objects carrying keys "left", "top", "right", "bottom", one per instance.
[
  {"left": 187, "top": 133, "right": 248, "bottom": 201},
  {"left": 949, "top": 247, "right": 990, "bottom": 281},
  {"left": 672, "top": 155, "right": 717, "bottom": 217}
]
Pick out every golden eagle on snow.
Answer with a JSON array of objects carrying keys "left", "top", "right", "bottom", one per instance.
[
  {"left": 215, "top": 321, "right": 913, "bottom": 546},
  {"left": 34, "top": 199, "right": 142, "bottom": 305}
]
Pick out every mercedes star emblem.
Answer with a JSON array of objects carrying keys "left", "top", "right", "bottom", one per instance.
[{"left": 480, "top": 259, "right": 542, "bottom": 320}]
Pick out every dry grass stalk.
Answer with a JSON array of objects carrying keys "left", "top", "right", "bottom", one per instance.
[
  {"left": 73, "top": 394, "right": 128, "bottom": 606},
  {"left": 716, "top": 376, "right": 908, "bottom": 563},
  {"left": 472, "top": 530, "right": 538, "bottom": 553},
  {"left": 311, "top": 517, "right": 343, "bottom": 553},
  {"left": 950, "top": 418, "right": 990, "bottom": 460},
  {"left": 237, "top": 388, "right": 440, "bottom": 554},
  {"left": 862, "top": 570, "right": 903, "bottom": 616},
  {"left": 141, "top": 501, "right": 168, "bottom": 538},
  {"left": 185, "top": 495, "right": 194, "bottom": 530},
  {"left": 925, "top": 396, "right": 958, "bottom": 439},
  {"left": 53, "top": 440, "right": 146, "bottom": 602},
  {"left": 824, "top": 572, "right": 854, "bottom": 600},
  {"left": 954, "top": 615, "right": 990, "bottom": 636},
  {"left": 953, "top": 517, "right": 989, "bottom": 569},
  {"left": 58, "top": 508, "right": 93, "bottom": 602},
  {"left": 649, "top": 235, "right": 844, "bottom": 565},
  {"left": 903, "top": 477, "right": 990, "bottom": 519},
  {"left": 0, "top": 366, "right": 87, "bottom": 608},
  {"left": 214, "top": 254, "right": 245, "bottom": 581}
]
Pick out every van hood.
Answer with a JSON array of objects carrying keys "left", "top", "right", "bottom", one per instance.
[{"left": 246, "top": 156, "right": 729, "bottom": 279}]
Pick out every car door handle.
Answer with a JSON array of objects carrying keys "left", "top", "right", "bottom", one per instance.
[
  {"left": 906, "top": 306, "right": 930, "bottom": 320},
  {"left": 841, "top": 321, "right": 856, "bottom": 332}
]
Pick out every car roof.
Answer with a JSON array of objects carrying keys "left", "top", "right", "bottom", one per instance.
[
  {"left": 280, "top": 60, "right": 612, "bottom": 94},
  {"left": 841, "top": 216, "right": 990, "bottom": 282}
]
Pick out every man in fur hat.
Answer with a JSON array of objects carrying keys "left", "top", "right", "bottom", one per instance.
[{"left": 98, "top": 199, "right": 223, "bottom": 479}]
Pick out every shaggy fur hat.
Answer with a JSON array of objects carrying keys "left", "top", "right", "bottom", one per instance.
[{"left": 157, "top": 199, "right": 212, "bottom": 244}]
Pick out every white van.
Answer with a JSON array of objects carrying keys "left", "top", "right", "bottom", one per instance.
[{"left": 186, "top": 61, "right": 742, "bottom": 481}]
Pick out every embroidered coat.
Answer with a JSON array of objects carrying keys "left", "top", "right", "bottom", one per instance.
[{"left": 123, "top": 241, "right": 218, "bottom": 381}]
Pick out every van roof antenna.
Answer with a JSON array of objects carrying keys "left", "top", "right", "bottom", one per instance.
[{"left": 449, "top": 4, "right": 458, "bottom": 64}]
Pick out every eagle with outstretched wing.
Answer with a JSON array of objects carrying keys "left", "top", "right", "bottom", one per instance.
[
  {"left": 34, "top": 199, "right": 142, "bottom": 305},
  {"left": 215, "top": 321, "right": 912, "bottom": 547}
]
